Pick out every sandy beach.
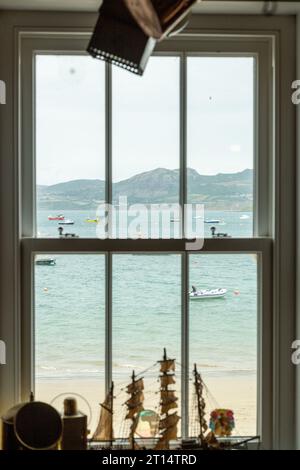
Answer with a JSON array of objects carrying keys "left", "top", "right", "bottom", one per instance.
[{"left": 36, "top": 372, "right": 257, "bottom": 439}]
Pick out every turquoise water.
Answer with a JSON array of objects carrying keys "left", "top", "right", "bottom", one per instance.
[
  {"left": 37, "top": 209, "right": 253, "bottom": 239},
  {"left": 35, "top": 210, "right": 257, "bottom": 382}
]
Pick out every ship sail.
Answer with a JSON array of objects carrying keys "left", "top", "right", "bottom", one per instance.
[
  {"left": 155, "top": 349, "right": 180, "bottom": 450},
  {"left": 161, "top": 424, "right": 178, "bottom": 441},
  {"left": 125, "top": 404, "right": 144, "bottom": 420},
  {"left": 159, "top": 413, "right": 180, "bottom": 430},
  {"left": 125, "top": 391, "right": 144, "bottom": 408},
  {"left": 126, "top": 378, "right": 144, "bottom": 394},
  {"left": 159, "top": 360, "right": 175, "bottom": 374},
  {"left": 160, "top": 375, "right": 176, "bottom": 387},
  {"left": 155, "top": 425, "right": 178, "bottom": 450},
  {"left": 161, "top": 390, "right": 176, "bottom": 400},
  {"left": 92, "top": 383, "right": 114, "bottom": 442},
  {"left": 125, "top": 371, "right": 145, "bottom": 449},
  {"left": 161, "top": 401, "right": 178, "bottom": 415}
]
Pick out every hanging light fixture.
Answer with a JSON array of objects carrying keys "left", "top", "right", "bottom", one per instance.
[
  {"left": 87, "top": 0, "right": 197, "bottom": 76},
  {"left": 123, "top": 0, "right": 163, "bottom": 39},
  {"left": 87, "top": 0, "right": 156, "bottom": 75},
  {"left": 151, "top": 0, "right": 198, "bottom": 38}
]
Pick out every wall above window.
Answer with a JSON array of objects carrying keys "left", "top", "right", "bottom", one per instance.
[{"left": 0, "top": 0, "right": 300, "bottom": 14}]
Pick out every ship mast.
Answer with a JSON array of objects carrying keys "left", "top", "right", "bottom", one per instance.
[
  {"left": 110, "top": 382, "right": 114, "bottom": 444},
  {"left": 155, "top": 349, "right": 180, "bottom": 450},
  {"left": 125, "top": 370, "right": 144, "bottom": 450},
  {"left": 193, "top": 364, "right": 208, "bottom": 447}
]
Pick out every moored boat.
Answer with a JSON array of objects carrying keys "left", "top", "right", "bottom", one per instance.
[
  {"left": 48, "top": 214, "right": 64, "bottom": 221},
  {"left": 189, "top": 287, "right": 227, "bottom": 300},
  {"left": 85, "top": 217, "right": 100, "bottom": 224},
  {"left": 58, "top": 219, "right": 74, "bottom": 225},
  {"left": 35, "top": 257, "right": 56, "bottom": 266}
]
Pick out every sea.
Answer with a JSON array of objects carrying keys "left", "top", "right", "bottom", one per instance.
[{"left": 35, "top": 209, "right": 257, "bottom": 384}]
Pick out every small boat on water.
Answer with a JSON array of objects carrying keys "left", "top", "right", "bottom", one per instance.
[
  {"left": 240, "top": 214, "right": 250, "bottom": 220},
  {"left": 189, "top": 288, "right": 227, "bottom": 300},
  {"left": 58, "top": 219, "right": 74, "bottom": 225},
  {"left": 35, "top": 257, "right": 56, "bottom": 266},
  {"left": 205, "top": 219, "right": 220, "bottom": 224},
  {"left": 85, "top": 217, "right": 100, "bottom": 224},
  {"left": 48, "top": 214, "right": 64, "bottom": 221}
]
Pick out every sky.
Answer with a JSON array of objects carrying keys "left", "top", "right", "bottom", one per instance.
[{"left": 36, "top": 55, "right": 254, "bottom": 186}]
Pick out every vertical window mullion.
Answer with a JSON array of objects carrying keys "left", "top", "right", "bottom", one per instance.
[
  {"left": 180, "top": 53, "right": 189, "bottom": 438},
  {"left": 105, "top": 63, "right": 113, "bottom": 394},
  {"left": 105, "top": 63, "right": 113, "bottom": 228},
  {"left": 181, "top": 252, "right": 190, "bottom": 438},
  {"left": 254, "top": 47, "right": 273, "bottom": 238},
  {"left": 180, "top": 52, "right": 187, "bottom": 239},
  {"left": 253, "top": 54, "right": 259, "bottom": 237},
  {"left": 22, "top": 45, "right": 36, "bottom": 238},
  {"left": 105, "top": 252, "right": 113, "bottom": 395}
]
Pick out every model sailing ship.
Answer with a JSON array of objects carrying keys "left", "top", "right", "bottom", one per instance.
[
  {"left": 90, "top": 349, "right": 248, "bottom": 450},
  {"left": 91, "top": 374, "right": 147, "bottom": 449}
]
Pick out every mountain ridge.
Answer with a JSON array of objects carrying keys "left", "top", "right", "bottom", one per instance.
[{"left": 37, "top": 168, "right": 253, "bottom": 211}]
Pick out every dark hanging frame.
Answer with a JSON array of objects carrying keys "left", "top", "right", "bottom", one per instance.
[{"left": 87, "top": 0, "right": 197, "bottom": 75}]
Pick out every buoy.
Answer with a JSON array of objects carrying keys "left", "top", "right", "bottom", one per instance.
[
  {"left": 43, "top": 288, "right": 49, "bottom": 293},
  {"left": 234, "top": 290, "right": 240, "bottom": 296}
]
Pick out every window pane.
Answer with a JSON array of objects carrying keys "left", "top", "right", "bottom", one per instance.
[
  {"left": 112, "top": 57, "right": 180, "bottom": 239},
  {"left": 34, "top": 254, "right": 105, "bottom": 433},
  {"left": 36, "top": 55, "right": 105, "bottom": 238},
  {"left": 189, "top": 254, "right": 257, "bottom": 436},
  {"left": 112, "top": 255, "right": 181, "bottom": 437},
  {"left": 187, "top": 57, "right": 254, "bottom": 238}
]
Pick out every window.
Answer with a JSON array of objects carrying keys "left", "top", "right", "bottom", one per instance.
[
  {"left": 21, "top": 33, "right": 273, "bottom": 444},
  {"left": 34, "top": 254, "right": 105, "bottom": 431},
  {"left": 187, "top": 57, "right": 255, "bottom": 238},
  {"left": 112, "top": 57, "right": 180, "bottom": 201},
  {"left": 112, "top": 254, "right": 181, "bottom": 434},
  {"left": 189, "top": 254, "right": 258, "bottom": 436},
  {"left": 35, "top": 55, "right": 106, "bottom": 238}
]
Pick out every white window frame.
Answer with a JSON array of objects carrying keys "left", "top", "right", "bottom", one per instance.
[
  {"left": 19, "top": 32, "right": 273, "bottom": 445},
  {"left": 0, "top": 13, "right": 292, "bottom": 449}
]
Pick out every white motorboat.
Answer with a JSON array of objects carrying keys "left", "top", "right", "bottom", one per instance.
[
  {"left": 58, "top": 219, "right": 74, "bottom": 225},
  {"left": 205, "top": 219, "right": 220, "bottom": 224},
  {"left": 189, "top": 288, "right": 227, "bottom": 300}
]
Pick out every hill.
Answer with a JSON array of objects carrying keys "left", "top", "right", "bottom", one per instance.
[{"left": 37, "top": 168, "right": 253, "bottom": 211}]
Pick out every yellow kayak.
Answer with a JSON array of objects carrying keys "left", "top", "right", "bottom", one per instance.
[{"left": 85, "top": 218, "right": 100, "bottom": 224}]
